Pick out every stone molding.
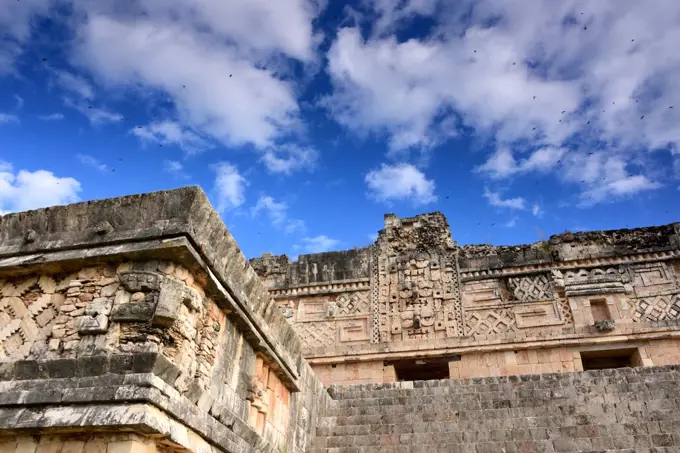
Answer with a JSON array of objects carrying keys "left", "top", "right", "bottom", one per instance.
[{"left": 303, "top": 321, "right": 680, "bottom": 364}]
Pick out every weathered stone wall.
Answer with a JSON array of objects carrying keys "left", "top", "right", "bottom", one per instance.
[
  {"left": 251, "top": 212, "right": 680, "bottom": 386},
  {"left": 311, "top": 365, "right": 680, "bottom": 452},
  {"left": 0, "top": 187, "right": 332, "bottom": 453}
]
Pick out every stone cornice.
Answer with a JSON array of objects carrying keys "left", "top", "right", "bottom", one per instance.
[
  {"left": 460, "top": 249, "right": 680, "bottom": 281},
  {"left": 303, "top": 320, "right": 680, "bottom": 364}
]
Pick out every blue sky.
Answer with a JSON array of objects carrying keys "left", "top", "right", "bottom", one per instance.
[{"left": 1, "top": 0, "right": 679, "bottom": 260}]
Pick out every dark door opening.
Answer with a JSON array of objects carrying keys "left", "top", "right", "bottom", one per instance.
[
  {"left": 580, "top": 348, "right": 641, "bottom": 370},
  {"left": 391, "top": 356, "right": 458, "bottom": 381}
]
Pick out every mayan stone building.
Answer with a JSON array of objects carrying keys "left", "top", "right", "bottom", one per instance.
[
  {"left": 251, "top": 212, "right": 680, "bottom": 387},
  {"left": 2, "top": 186, "right": 680, "bottom": 453}
]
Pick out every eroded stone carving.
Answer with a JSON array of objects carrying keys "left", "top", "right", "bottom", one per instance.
[
  {"left": 507, "top": 274, "right": 553, "bottom": 302},
  {"left": 111, "top": 272, "right": 199, "bottom": 326}
]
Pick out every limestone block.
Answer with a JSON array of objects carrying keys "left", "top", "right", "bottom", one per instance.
[{"left": 152, "top": 277, "right": 199, "bottom": 327}]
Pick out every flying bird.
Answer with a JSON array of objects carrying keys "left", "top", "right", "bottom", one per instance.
[
  {"left": 641, "top": 115, "right": 645, "bottom": 119},
  {"left": 587, "top": 121, "right": 590, "bottom": 124},
  {"left": 583, "top": 26, "right": 587, "bottom": 30},
  {"left": 562, "top": 111, "right": 566, "bottom": 114}
]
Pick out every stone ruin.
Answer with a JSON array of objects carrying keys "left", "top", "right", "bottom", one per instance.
[{"left": 1, "top": 186, "right": 680, "bottom": 452}]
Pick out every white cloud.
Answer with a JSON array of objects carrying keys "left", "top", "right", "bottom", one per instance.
[
  {"left": 483, "top": 188, "right": 526, "bottom": 210},
  {"left": 53, "top": 70, "right": 95, "bottom": 100},
  {"left": 251, "top": 195, "right": 306, "bottom": 234},
  {"left": 0, "top": 113, "right": 19, "bottom": 124},
  {"left": 212, "top": 162, "right": 247, "bottom": 212},
  {"left": 163, "top": 160, "right": 189, "bottom": 179},
  {"left": 38, "top": 113, "right": 65, "bottom": 121},
  {"left": 532, "top": 203, "right": 544, "bottom": 218},
  {"left": 260, "top": 144, "right": 318, "bottom": 174},
  {"left": 477, "top": 147, "right": 567, "bottom": 179},
  {"left": 71, "top": 0, "right": 322, "bottom": 150},
  {"left": 0, "top": 162, "right": 81, "bottom": 213},
  {"left": 326, "top": 1, "right": 680, "bottom": 202},
  {"left": 132, "top": 121, "right": 211, "bottom": 154},
  {"left": 504, "top": 217, "right": 518, "bottom": 228},
  {"left": 0, "top": 0, "right": 53, "bottom": 74},
  {"left": 62, "top": 97, "right": 122, "bottom": 125},
  {"left": 561, "top": 152, "right": 662, "bottom": 206},
  {"left": 296, "top": 235, "right": 341, "bottom": 254},
  {"left": 365, "top": 163, "right": 436, "bottom": 204},
  {"left": 76, "top": 154, "right": 107, "bottom": 172}
]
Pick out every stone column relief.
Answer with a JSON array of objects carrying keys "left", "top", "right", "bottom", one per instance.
[{"left": 376, "top": 252, "right": 463, "bottom": 342}]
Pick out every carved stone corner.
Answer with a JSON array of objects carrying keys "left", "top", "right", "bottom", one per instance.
[
  {"left": 152, "top": 276, "right": 200, "bottom": 327},
  {"left": 118, "top": 271, "right": 162, "bottom": 292},
  {"left": 594, "top": 319, "right": 616, "bottom": 332},
  {"left": 94, "top": 220, "right": 114, "bottom": 235}
]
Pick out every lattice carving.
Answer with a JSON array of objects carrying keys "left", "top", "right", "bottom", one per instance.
[
  {"left": 507, "top": 274, "right": 553, "bottom": 302},
  {"left": 465, "top": 308, "right": 517, "bottom": 336},
  {"left": 557, "top": 297, "right": 574, "bottom": 324},
  {"left": 336, "top": 291, "right": 369, "bottom": 316},
  {"left": 297, "top": 322, "right": 336, "bottom": 349},
  {"left": 0, "top": 277, "right": 59, "bottom": 360},
  {"left": 377, "top": 252, "right": 462, "bottom": 342},
  {"left": 629, "top": 293, "right": 680, "bottom": 322},
  {"left": 370, "top": 248, "right": 381, "bottom": 343}
]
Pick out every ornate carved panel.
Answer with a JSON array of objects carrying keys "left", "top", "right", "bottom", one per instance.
[
  {"left": 338, "top": 317, "right": 370, "bottom": 343},
  {"left": 632, "top": 263, "right": 676, "bottom": 297},
  {"left": 553, "top": 267, "right": 629, "bottom": 296},
  {"left": 377, "top": 252, "right": 462, "bottom": 342},
  {"left": 506, "top": 274, "right": 553, "bottom": 301},
  {"left": 297, "top": 301, "right": 328, "bottom": 322},
  {"left": 0, "top": 277, "right": 61, "bottom": 360},
  {"left": 513, "top": 301, "right": 564, "bottom": 329},
  {"left": 465, "top": 308, "right": 516, "bottom": 336},
  {"left": 336, "top": 291, "right": 369, "bottom": 316},
  {"left": 296, "top": 322, "right": 336, "bottom": 349},
  {"left": 629, "top": 293, "right": 680, "bottom": 322},
  {"left": 462, "top": 280, "right": 503, "bottom": 307}
]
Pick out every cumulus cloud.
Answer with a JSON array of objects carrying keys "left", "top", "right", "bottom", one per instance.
[
  {"left": 326, "top": 0, "right": 680, "bottom": 202},
  {"left": 0, "top": 162, "right": 81, "bottom": 213},
  {"left": 212, "top": 162, "right": 247, "bottom": 212},
  {"left": 295, "top": 235, "right": 342, "bottom": 254},
  {"left": 477, "top": 147, "right": 567, "bottom": 180},
  {"left": 483, "top": 188, "right": 526, "bottom": 210},
  {"left": 76, "top": 154, "right": 107, "bottom": 172},
  {"left": 0, "top": 0, "right": 53, "bottom": 74},
  {"left": 71, "top": 0, "right": 323, "bottom": 151},
  {"left": 259, "top": 144, "right": 318, "bottom": 175},
  {"left": 132, "top": 121, "right": 211, "bottom": 154},
  {"left": 251, "top": 195, "right": 306, "bottom": 234},
  {"left": 365, "top": 163, "right": 436, "bottom": 204}
]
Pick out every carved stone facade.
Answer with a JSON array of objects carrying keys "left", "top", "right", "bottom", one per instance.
[{"left": 252, "top": 212, "right": 680, "bottom": 386}]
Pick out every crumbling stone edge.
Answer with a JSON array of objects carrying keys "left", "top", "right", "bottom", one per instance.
[{"left": 0, "top": 356, "right": 275, "bottom": 453}]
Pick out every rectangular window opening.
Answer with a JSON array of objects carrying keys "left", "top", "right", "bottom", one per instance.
[
  {"left": 391, "top": 356, "right": 457, "bottom": 382},
  {"left": 580, "top": 348, "right": 642, "bottom": 371},
  {"left": 590, "top": 299, "right": 611, "bottom": 322}
]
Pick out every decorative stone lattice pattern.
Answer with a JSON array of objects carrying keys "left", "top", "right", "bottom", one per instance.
[
  {"left": 630, "top": 293, "right": 680, "bottom": 322},
  {"left": 336, "top": 292, "right": 369, "bottom": 316},
  {"left": 464, "top": 308, "right": 517, "bottom": 336},
  {"left": 557, "top": 297, "right": 574, "bottom": 324},
  {"left": 507, "top": 274, "right": 554, "bottom": 302},
  {"left": 370, "top": 248, "right": 381, "bottom": 343},
  {"left": 0, "top": 276, "right": 62, "bottom": 360},
  {"left": 296, "top": 322, "right": 336, "bottom": 349}
]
